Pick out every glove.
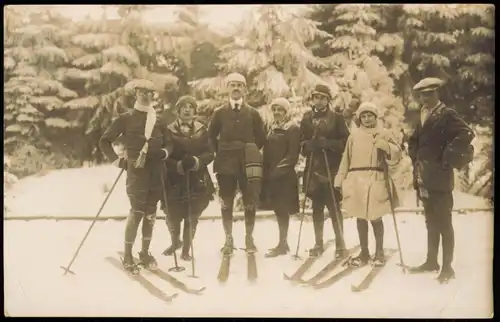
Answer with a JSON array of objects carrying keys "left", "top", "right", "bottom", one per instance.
[
  {"left": 148, "top": 149, "right": 168, "bottom": 160},
  {"left": 303, "top": 140, "right": 316, "bottom": 152},
  {"left": 113, "top": 157, "right": 127, "bottom": 170},
  {"left": 316, "top": 137, "right": 331, "bottom": 149},
  {"left": 374, "top": 137, "right": 391, "bottom": 154},
  {"left": 181, "top": 155, "right": 197, "bottom": 172}
]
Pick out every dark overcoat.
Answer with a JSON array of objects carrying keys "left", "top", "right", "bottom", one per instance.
[
  {"left": 299, "top": 108, "right": 350, "bottom": 197},
  {"left": 408, "top": 102, "right": 475, "bottom": 192},
  {"left": 163, "top": 120, "right": 215, "bottom": 215},
  {"left": 261, "top": 122, "right": 301, "bottom": 215}
]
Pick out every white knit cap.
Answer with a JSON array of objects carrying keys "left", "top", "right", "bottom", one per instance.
[
  {"left": 355, "top": 102, "right": 379, "bottom": 120},
  {"left": 270, "top": 97, "right": 291, "bottom": 112}
]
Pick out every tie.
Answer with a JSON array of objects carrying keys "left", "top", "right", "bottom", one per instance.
[{"left": 234, "top": 103, "right": 239, "bottom": 111}]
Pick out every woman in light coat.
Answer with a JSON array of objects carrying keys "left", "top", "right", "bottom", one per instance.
[{"left": 334, "top": 102, "right": 402, "bottom": 267}]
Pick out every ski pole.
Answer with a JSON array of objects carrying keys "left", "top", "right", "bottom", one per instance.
[
  {"left": 160, "top": 164, "right": 185, "bottom": 273},
  {"left": 383, "top": 157, "right": 406, "bottom": 273},
  {"left": 293, "top": 128, "right": 318, "bottom": 260},
  {"left": 61, "top": 168, "right": 125, "bottom": 275},
  {"left": 322, "top": 150, "right": 345, "bottom": 246},
  {"left": 186, "top": 172, "right": 198, "bottom": 278}
]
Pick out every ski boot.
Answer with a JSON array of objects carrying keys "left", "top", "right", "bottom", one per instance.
[
  {"left": 309, "top": 244, "right": 324, "bottom": 258},
  {"left": 162, "top": 240, "right": 183, "bottom": 256},
  {"left": 371, "top": 251, "right": 386, "bottom": 267},
  {"left": 245, "top": 235, "right": 257, "bottom": 254},
  {"left": 138, "top": 250, "right": 158, "bottom": 270},
  {"left": 265, "top": 242, "right": 289, "bottom": 258},
  {"left": 408, "top": 261, "right": 441, "bottom": 274},
  {"left": 180, "top": 246, "right": 192, "bottom": 261},
  {"left": 335, "top": 248, "right": 349, "bottom": 259},
  {"left": 437, "top": 266, "right": 455, "bottom": 284},
  {"left": 122, "top": 254, "right": 141, "bottom": 276},
  {"left": 221, "top": 235, "right": 235, "bottom": 256},
  {"left": 348, "top": 251, "right": 370, "bottom": 267}
]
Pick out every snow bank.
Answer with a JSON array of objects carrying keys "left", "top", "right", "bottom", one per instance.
[{"left": 4, "top": 164, "right": 491, "bottom": 219}]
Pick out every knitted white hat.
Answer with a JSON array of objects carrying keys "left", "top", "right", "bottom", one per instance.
[
  {"left": 355, "top": 102, "right": 379, "bottom": 120},
  {"left": 270, "top": 97, "right": 291, "bottom": 112}
]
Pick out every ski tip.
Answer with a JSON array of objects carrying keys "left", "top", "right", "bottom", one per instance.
[{"left": 350, "top": 285, "right": 361, "bottom": 292}]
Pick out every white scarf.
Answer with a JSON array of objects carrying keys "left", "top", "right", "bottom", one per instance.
[{"left": 134, "top": 101, "right": 157, "bottom": 168}]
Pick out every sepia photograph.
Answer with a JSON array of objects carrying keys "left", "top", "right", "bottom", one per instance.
[{"left": 3, "top": 3, "right": 494, "bottom": 318}]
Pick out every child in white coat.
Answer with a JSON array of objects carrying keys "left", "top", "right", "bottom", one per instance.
[{"left": 334, "top": 102, "right": 402, "bottom": 267}]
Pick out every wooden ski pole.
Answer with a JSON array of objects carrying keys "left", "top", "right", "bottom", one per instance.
[
  {"left": 186, "top": 172, "right": 198, "bottom": 278},
  {"left": 61, "top": 168, "right": 125, "bottom": 275},
  {"left": 383, "top": 157, "right": 406, "bottom": 273},
  {"left": 160, "top": 164, "right": 185, "bottom": 273}
]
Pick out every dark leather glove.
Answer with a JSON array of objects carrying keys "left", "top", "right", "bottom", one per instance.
[
  {"left": 113, "top": 157, "right": 127, "bottom": 170},
  {"left": 181, "top": 155, "right": 197, "bottom": 172},
  {"left": 316, "top": 137, "right": 331, "bottom": 149},
  {"left": 303, "top": 140, "right": 316, "bottom": 152}
]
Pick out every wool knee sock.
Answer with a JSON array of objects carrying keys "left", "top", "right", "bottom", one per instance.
[
  {"left": 371, "top": 218, "right": 384, "bottom": 256},
  {"left": 357, "top": 218, "right": 369, "bottom": 254},
  {"left": 141, "top": 213, "right": 156, "bottom": 253},
  {"left": 125, "top": 210, "right": 143, "bottom": 257}
]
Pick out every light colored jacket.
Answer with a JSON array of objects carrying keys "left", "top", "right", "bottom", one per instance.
[{"left": 334, "top": 126, "right": 402, "bottom": 221}]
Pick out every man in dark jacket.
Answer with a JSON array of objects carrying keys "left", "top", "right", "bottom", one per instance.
[
  {"left": 300, "top": 84, "right": 350, "bottom": 258},
  {"left": 208, "top": 72, "right": 267, "bottom": 255},
  {"left": 99, "top": 79, "right": 172, "bottom": 275},
  {"left": 408, "top": 77, "right": 475, "bottom": 284},
  {"left": 161, "top": 95, "right": 215, "bottom": 261}
]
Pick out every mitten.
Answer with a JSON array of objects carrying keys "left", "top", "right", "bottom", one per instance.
[
  {"left": 374, "top": 137, "right": 390, "bottom": 154},
  {"left": 181, "top": 155, "right": 197, "bottom": 172}
]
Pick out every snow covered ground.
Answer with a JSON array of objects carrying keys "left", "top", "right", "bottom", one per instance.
[
  {"left": 3, "top": 165, "right": 494, "bottom": 317},
  {"left": 4, "top": 213, "right": 493, "bottom": 318}
]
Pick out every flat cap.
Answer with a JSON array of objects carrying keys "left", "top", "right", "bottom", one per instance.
[
  {"left": 413, "top": 77, "right": 444, "bottom": 93},
  {"left": 226, "top": 72, "right": 247, "bottom": 86},
  {"left": 124, "top": 79, "right": 156, "bottom": 92}
]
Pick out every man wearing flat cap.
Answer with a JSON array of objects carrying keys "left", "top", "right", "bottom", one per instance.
[
  {"left": 100, "top": 79, "right": 173, "bottom": 275},
  {"left": 407, "top": 77, "right": 475, "bottom": 284},
  {"left": 208, "top": 72, "right": 267, "bottom": 255},
  {"left": 300, "top": 84, "right": 350, "bottom": 258}
]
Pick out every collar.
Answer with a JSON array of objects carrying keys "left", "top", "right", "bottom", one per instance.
[
  {"left": 422, "top": 101, "right": 441, "bottom": 112},
  {"left": 134, "top": 101, "right": 153, "bottom": 112},
  {"left": 229, "top": 99, "right": 243, "bottom": 110},
  {"left": 177, "top": 118, "right": 194, "bottom": 128}
]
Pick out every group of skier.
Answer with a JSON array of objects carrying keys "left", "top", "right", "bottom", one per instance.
[{"left": 99, "top": 72, "right": 474, "bottom": 284}]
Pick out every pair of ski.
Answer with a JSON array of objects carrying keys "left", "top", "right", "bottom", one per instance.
[
  {"left": 106, "top": 252, "right": 206, "bottom": 304},
  {"left": 218, "top": 248, "right": 257, "bottom": 283},
  {"left": 285, "top": 245, "right": 397, "bottom": 292}
]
